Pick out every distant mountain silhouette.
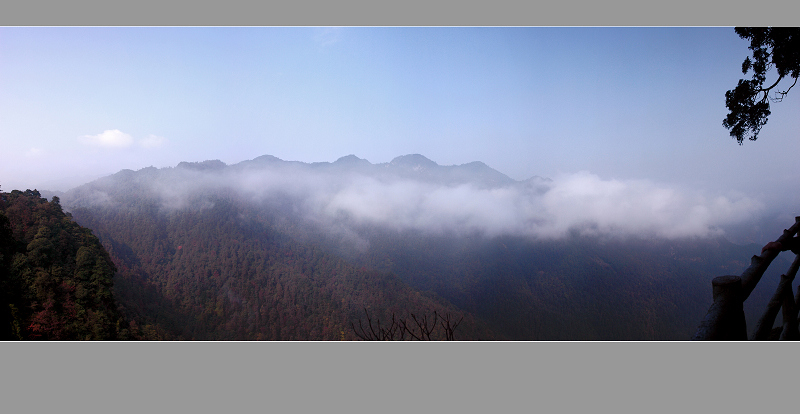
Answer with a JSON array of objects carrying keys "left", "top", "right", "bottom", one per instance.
[
  {"left": 208, "top": 153, "right": 517, "bottom": 188},
  {"left": 239, "top": 153, "right": 513, "bottom": 186},
  {"left": 53, "top": 153, "right": 784, "bottom": 340}
]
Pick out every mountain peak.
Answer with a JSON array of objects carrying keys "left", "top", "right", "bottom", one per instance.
[
  {"left": 389, "top": 154, "right": 438, "bottom": 170},
  {"left": 334, "top": 154, "right": 370, "bottom": 165},
  {"left": 461, "top": 161, "right": 489, "bottom": 170},
  {"left": 252, "top": 155, "right": 284, "bottom": 163}
]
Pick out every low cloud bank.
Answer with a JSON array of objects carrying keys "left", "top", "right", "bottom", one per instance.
[
  {"left": 311, "top": 172, "right": 759, "bottom": 239},
  {"left": 71, "top": 160, "right": 764, "bottom": 240},
  {"left": 231, "top": 167, "right": 762, "bottom": 240},
  {"left": 536, "top": 172, "right": 761, "bottom": 239}
]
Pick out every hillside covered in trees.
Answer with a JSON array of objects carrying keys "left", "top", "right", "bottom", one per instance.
[
  {"left": 3, "top": 185, "right": 489, "bottom": 340},
  {"left": 3, "top": 156, "right": 785, "bottom": 341},
  {"left": 0, "top": 189, "right": 158, "bottom": 339},
  {"left": 45, "top": 154, "right": 786, "bottom": 340},
  {"left": 67, "top": 193, "right": 489, "bottom": 340}
]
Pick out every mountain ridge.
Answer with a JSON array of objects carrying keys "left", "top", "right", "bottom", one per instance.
[
  {"left": 49, "top": 153, "right": 787, "bottom": 340},
  {"left": 88, "top": 154, "right": 523, "bottom": 187}
]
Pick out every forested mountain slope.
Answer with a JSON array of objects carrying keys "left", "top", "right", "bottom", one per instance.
[
  {"left": 58, "top": 155, "right": 786, "bottom": 340},
  {"left": 334, "top": 229, "right": 782, "bottom": 340},
  {"left": 65, "top": 185, "right": 489, "bottom": 340},
  {"left": 0, "top": 189, "right": 149, "bottom": 339}
]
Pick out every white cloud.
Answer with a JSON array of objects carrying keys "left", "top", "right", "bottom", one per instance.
[
  {"left": 312, "top": 171, "right": 763, "bottom": 239},
  {"left": 139, "top": 134, "right": 166, "bottom": 149},
  {"left": 534, "top": 172, "right": 762, "bottom": 239},
  {"left": 234, "top": 168, "right": 761, "bottom": 240},
  {"left": 79, "top": 129, "right": 134, "bottom": 148},
  {"left": 77, "top": 162, "right": 764, "bottom": 241}
]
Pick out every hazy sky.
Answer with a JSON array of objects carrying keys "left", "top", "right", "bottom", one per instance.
[{"left": 2, "top": 27, "right": 799, "bottom": 221}]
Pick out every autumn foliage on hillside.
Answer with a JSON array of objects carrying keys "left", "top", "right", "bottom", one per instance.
[
  {"left": 0, "top": 190, "right": 136, "bottom": 339},
  {"left": 66, "top": 185, "right": 487, "bottom": 340},
  {"left": 57, "top": 162, "right": 781, "bottom": 340}
]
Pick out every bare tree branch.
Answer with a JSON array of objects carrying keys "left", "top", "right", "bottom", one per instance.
[{"left": 351, "top": 308, "right": 464, "bottom": 341}]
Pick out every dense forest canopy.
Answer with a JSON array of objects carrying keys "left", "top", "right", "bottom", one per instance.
[
  {"left": 0, "top": 189, "right": 151, "bottom": 339},
  {"left": 53, "top": 156, "right": 785, "bottom": 340},
  {"left": 65, "top": 181, "right": 489, "bottom": 340},
  {"left": 1, "top": 147, "right": 789, "bottom": 341}
]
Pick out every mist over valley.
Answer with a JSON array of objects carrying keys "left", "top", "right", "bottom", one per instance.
[
  {"left": 6, "top": 24, "right": 798, "bottom": 342},
  {"left": 28, "top": 153, "right": 784, "bottom": 340},
  {"left": 63, "top": 153, "right": 764, "bottom": 242}
]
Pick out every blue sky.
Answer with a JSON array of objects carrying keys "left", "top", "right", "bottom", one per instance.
[{"left": 2, "top": 27, "right": 799, "bottom": 227}]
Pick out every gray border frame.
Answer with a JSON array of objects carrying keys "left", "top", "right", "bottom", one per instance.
[{"left": 2, "top": 0, "right": 797, "bottom": 26}]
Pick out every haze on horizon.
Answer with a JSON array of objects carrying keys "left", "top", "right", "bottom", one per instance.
[
  {"left": 62, "top": 154, "right": 763, "bottom": 245},
  {"left": 2, "top": 27, "right": 799, "bottom": 242}
]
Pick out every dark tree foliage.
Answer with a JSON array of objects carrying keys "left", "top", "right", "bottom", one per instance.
[
  {"left": 65, "top": 187, "right": 487, "bottom": 340},
  {"left": 345, "top": 228, "right": 783, "bottom": 340},
  {"left": 723, "top": 27, "right": 800, "bottom": 144},
  {"left": 59, "top": 164, "right": 782, "bottom": 340},
  {"left": 0, "top": 189, "right": 149, "bottom": 340},
  {"left": 0, "top": 211, "right": 19, "bottom": 339}
]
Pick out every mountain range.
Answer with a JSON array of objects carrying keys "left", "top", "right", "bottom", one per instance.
[{"left": 13, "top": 153, "right": 790, "bottom": 340}]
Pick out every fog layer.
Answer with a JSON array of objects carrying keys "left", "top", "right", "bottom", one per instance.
[{"left": 67, "top": 155, "right": 764, "bottom": 240}]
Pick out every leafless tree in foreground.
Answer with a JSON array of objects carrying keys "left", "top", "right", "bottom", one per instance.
[{"left": 351, "top": 308, "right": 463, "bottom": 341}]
